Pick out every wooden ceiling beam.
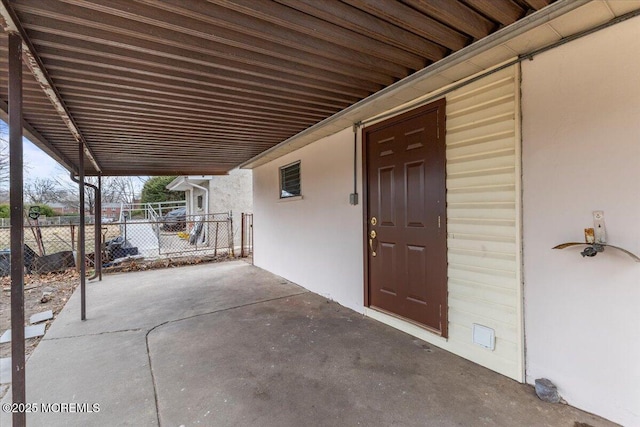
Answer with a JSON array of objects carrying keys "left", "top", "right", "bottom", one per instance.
[
  {"left": 86, "top": 140, "right": 276, "bottom": 152},
  {"left": 79, "top": 126, "right": 293, "bottom": 142},
  {"left": 63, "top": 106, "right": 303, "bottom": 132},
  {"left": 126, "top": 0, "right": 414, "bottom": 79},
  {"left": 61, "top": 99, "right": 324, "bottom": 123},
  {"left": 93, "top": 145, "right": 275, "bottom": 155},
  {"left": 1, "top": 31, "right": 386, "bottom": 94},
  {"left": 61, "top": 103, "right": 309, "bottom": 128},
  {"left": 55, "top": 80, "right": 350, "bottom": 113},
  {"left": 210, "top": 0, "right": 434, "bottom": 67},
  {"left": 84, "top": 169, "right": 231, "bottom": 177},
  {"left": 520, "top": 0, "right": 552, "bottom": 11},
  {"left": 15, "top": 0, "right": 409, "bottom": 80},
  {"left": 38, "top": 60, "right": 363, "bottom": 105},
  {"left": 25, "top": 32, "right": 378, "bottom": 100},
  {"left": 275, "top": 0, "right": 461, "bottom": 52},
  {"left": 89, "top": 140, "right": 278, "bottom": 151},
  {"left": 463, "top": 0, "right": 526, "bottom": 26},
  {"left": 61, "top": 93, "right": 329, "bottom": 122},
  {"left": 401, "top": 0, "right": 495, "bottom": 40},
  {"left": 72, "top": 120, "right": 294, "bottom": 139}
]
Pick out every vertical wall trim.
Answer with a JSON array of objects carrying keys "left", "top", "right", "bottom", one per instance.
[{"left": 514, "top": 63, "right": 525, "bottom": 382}]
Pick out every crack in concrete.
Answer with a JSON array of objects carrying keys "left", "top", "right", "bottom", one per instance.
[{"left": 144, "top": 290, "right": 309, "bottom": 427}]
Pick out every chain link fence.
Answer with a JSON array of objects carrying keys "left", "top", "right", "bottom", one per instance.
[
  {"left": 0, "top": 211, "right": 253, "bottom": 277},
  {"left": 0, "top": 221, "right": 109, "bottom": 276}
]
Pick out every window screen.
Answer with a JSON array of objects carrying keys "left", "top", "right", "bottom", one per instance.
[{"left": 280, "top": 161, "right": 301, "bottom": 198}]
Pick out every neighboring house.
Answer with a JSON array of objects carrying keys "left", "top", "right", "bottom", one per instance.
[
  {"left": 100, "top": 202, "right": 121, "bottom": 221},
  {"left": 243, "top": 16, "right": 639, "bottom": 427},
  {"left": 48, "top": 202, "right": 78, "bottom": 216},
  {"left": 166, "top": 169, "right": 252, "bottom": 248}
]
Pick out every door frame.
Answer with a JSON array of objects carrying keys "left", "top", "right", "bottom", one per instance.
[{"left": 361, "top": 99, "right": 448, "bottom": 336}]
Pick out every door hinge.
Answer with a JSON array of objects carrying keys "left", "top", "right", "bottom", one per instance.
[{"left": 438, "top": 215, "right": 441, "bottom": 229}]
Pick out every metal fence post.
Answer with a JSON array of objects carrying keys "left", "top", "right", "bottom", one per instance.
[
  {"left": 157, "top": 219, "right": 161, "bottom": 256},
  {"left": 229, "top": 211, "right": 234, "bottom": 257},
  {"left": 214, "top": 222, "right": 219, "bottom": 257},
  {"left": 241, "top": 212, "right": 245, "bottom": 258}
]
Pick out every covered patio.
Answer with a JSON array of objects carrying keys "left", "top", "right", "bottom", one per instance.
[
  {"left": 2, "top": 1, "right": 639, "bottom": 425},
  {"left": 0, "top": 261, "right": 614, "bottom": 426}
]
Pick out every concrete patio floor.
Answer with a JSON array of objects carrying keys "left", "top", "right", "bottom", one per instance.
[{"left": 1, "top": 261, "right": 615, "bottom": 426}]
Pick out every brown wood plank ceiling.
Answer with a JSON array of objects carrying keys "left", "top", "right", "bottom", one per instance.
[{"left": 0, "top": 0, "right": 553, "bottom": 176}]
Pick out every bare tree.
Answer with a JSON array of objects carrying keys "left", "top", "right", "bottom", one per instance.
[
  {"left": 24, "top": 177, "right": 66, "bottom": 205},
  {"left": 0, "top": 137, "right": 8, "bottom": 200},
  {"left": 57, "top": 173, "right": 139, "bottom": 215},
  {"left": 102, "top": 176, "right": 137, "bottom": 204},
  {"left": 0, "top": 138, "right": 7, "bottom": 185},
  {"left": 0, "top": 122, "right": 31, "bottom": 201}
]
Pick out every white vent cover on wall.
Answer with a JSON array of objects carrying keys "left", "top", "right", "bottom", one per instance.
[{"left": 472, "top": 324, "right": 496, "bottom": 350}]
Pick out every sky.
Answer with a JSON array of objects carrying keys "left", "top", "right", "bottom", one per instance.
[
  {"left": 23, "top": 137, "right": 69, "bottom": 182},
  {"left": 1, "top": 120, "right": 146, "bottom": 195},
  {"left": 1, "top": 120, "right": 63, "bottom": 180},
  {"left": 1, "top": 119, "right": 81, "bottom": 185}
]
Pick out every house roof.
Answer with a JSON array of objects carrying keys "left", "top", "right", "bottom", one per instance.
[
  {"left": 0, "top": 0, "right": 638, "bottom": 176},
  {"left": 166, "top": 175, "right": 214, "bottom": 192}
]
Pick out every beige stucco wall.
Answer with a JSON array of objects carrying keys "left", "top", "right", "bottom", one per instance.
[
  {"left": 521, "top": 17, "right": 640, "bottom": 426},
  {"left": 181, "top": 170, "right": 252, "bottom": 247},
  {"left": 253, "top": 128, "right": 365, "bottom": 312},
  {"left": 209, "top": 168, "right": 253, "bottom": 247}
]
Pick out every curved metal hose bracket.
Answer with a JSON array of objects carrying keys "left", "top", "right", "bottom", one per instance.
[{"left": 552, "top": 242, "right": 640, "bottom": 262}]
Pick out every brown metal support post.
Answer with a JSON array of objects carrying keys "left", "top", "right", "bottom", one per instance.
[
  {"left": 78, "top": 143, "right": 86, "bottom": 320},
  {"left": 8, "top": 32, "right": 26, "bottom": 427},
  {"left": 97, "top": 175, "right": 102, "bottom": 281}
]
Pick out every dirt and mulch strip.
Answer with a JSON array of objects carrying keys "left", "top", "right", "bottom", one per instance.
[
  {"left": 1, "top": 270, "right": 80, "bottom": 360},
  {"left": 0, "top": 270, "right": 80, "bottom": 399},
  {"left": 101, "top": 253, "right": 233, "bottom": 273}
]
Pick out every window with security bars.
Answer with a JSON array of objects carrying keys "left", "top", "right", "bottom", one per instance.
[{"left": 280, "top": 161, "right": 301, "bottom": 198}]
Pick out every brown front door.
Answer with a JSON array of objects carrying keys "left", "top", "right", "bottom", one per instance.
[{"left": 364, "top": 100, "right": 447, "bottom": 336}]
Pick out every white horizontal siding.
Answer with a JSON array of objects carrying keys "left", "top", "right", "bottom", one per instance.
[{"left": 445, "top": 65, "right": 523, "bottom": 381}]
